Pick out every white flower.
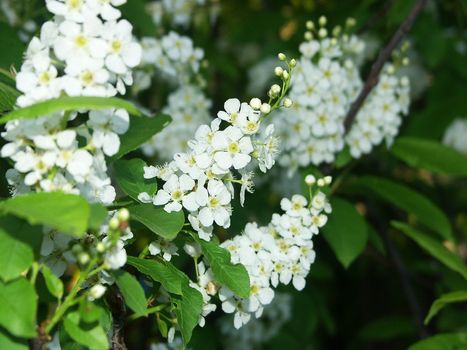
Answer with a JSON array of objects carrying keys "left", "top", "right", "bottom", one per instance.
[
  {"left": 149, "top": 239, "right": 178, "bottom": 261},
  {"left": 104, "top": 240, "right": 127, "bottom": 269},
  {"left": 212, "top": 126, "right": 254, "bottom": 172},
  {"left": 197, "top": 180, "right": 231, "bottom": 228},
  {"left": 88, "top": 284, "right": 107, "bottom": 301},
  {"left": 88, "top": 109, "right": 129, "bottom": 156},
  {"left": 153, "top": 174, "right": 197, "bottom": 212}
]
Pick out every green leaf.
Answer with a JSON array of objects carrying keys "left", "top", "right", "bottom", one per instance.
[
  {"left": 79, "top": 299, "right": 104, "bottom": 324},
  {"left": 0, "top": 23, "right": 25, "bottom": 70},
  {"left": 0, "top": 216, "right": 42, "bottom": 282},
  {"left": 392, "top": 222, "right": 467, "bottom": 280},
  {"left": 193, "top": 236, "right": 250, "bottom": 298},
  {"left": 0, "top": 278, "right": 37, "bottom": 338},
  {"left": 174, "top": 282, "right": 203, "bottom": 345},
  {"left": 114, "top": 159, "right": 157, "bottom": 201},
  {"left": 127, "top": 257, "right": 186, "bottom": 295},
  {"left": 41, "top": 265, "right": 64, "bottom": 299},
  {"left": 0, "top": 192, "right": 90, "bottom": 237},
  {"left": 112, "top": 270, "right": 147, "bottom": 314},
  {"left": 111, "top": 114, "right": 171, "bottom": 160},
  {"left": 63, "top": 311, "right": 109, "bottom": 350},
  {"left": 129, "top": 204, "right": 184, "bottom": 240},
  {"left": 87, "top": 204, "right": 108, "bottom": 231},
  {"left": 408, "top": 332, "right": 467, "bottom": 350},
  {"left": 157, "top": 317, "right": 169, "bottom": 338},
  {"left": 322, "top": 198, "right": 368, "bottom": 268},
  {"left": 120, "top": 0, "right": 157, "bottom": 36},
  {"left": 0, "top": 81, "right": 20, "bottom": 114},
  {"left": 424, "top": 291, "right": 467, "bottom": 325},
  {"left": 0, "top": 96, "right": 141, "bottom": 124},
  {"left": 391, "top": 137, "right": 467, "bottom": 177},
  {"left": 0, "top": 331, "right": 28, "bottom": 350},
  {"left": 353, "top": 176, "right": 452, "bottom": 241}
]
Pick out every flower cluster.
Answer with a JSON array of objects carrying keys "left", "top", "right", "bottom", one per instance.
[
  {"left": 142, "top": 85, "right": 212, "bottom": 160},
  {"left": 217, "top": 176, "right": 331, "bottom": 329},
  {"left": 443, "top": 118, "right": 467, "bottom": 154},
  {"left": 270, "top": 17, "right": 411, "bottom": 174},
  {"left": 219, "top": 293, "right": 292, "bottom": 350},
  {"left": 136, "top": 31, "right": 205, "bottom": 89},
  {"left": 141, "top": 56, "right": 295, "bottom": 241},
  {"left": 1, "top": 0, "right": 141, "bottom": 204},
  {"left": 146, "top": 0, "right": 207, "bottom": 28}
]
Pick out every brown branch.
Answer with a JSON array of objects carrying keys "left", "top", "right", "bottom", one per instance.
[
  {"left": 107, "top": 288, "right": 128, "bottom": 350},
  {"left": 344, "top": 0, "right": 427, "bottom": 134}
]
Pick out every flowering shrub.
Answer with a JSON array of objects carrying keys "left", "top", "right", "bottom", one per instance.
[{"left": 0, "top": 1, "right": 466, "bottom": 350}]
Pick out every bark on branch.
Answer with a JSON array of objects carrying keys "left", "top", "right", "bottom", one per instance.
[{"left": 343, "top": 0, "right": 427, "bottom": 134}]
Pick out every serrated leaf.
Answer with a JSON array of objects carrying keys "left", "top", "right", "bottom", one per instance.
[
  {"left": 112, "top": 270, "right": 147, "bottom": 315},
  {"left": 174, "top": 282, "right": 203, "bottom": 345},
  {"left": 353, "top": 176, "right": 452, "bottom": 240},
  {"left": 63, "top": 311, "right": 108, "bottom": 350},
  {"left": 0, "top": 216, "right": 41, "bottom": 282},
  {"left": 322, "top": 198, "right": 368, "bottom": 268},
  {"left": 408, "top": 332, "right": 467, "bottom": 350},
  {"left": 392, "top": 222, "right": 467, "bottom": 280},
  {"left": 129, "top": 204, "right": 184, "bottom": 240},
  {"left": 424, "top": 291, "right": 467, "bottom": 325},
  {"left": 0, "top": 192, "right": 90, "bottom": 237},
  {"left": 111, "top": 114, "right": 171, "bottom": 160},
  {"left": 0, "top": 278, "right": 37, "bottom": 338},
  {"left": 114, "top": 159, "right": 157, "bottom": 201},
  {"left": 391, "top": 137, "right": 467, "bottom": 177},
  {"left": 41, "top": 265, "right": 64, "bottom": 299},
  {"left": 193, "top": 236, "right": 250, "bottom": 298},
  {"left": 127, "top": 257, "right": 186, "bottom": 295},
  {"left": 0, "top": 81, "right": 19, "bottom": 114},
  {"left": 0, "top": 96, "right": 141, "bottom": 124}
]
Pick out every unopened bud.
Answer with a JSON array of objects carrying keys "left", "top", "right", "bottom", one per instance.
[
  {"left": 260, "top": 103, "right": 271, "bottom": 114},
  {"left": 318, "top": 28, "right": 328, "bottom": 38},
  {"left": 282, "top": 70, "right": 289, "bottom": 80},
  {"left": 109, "top": 217, "right": 119, "bottom": 230},
  {"left": 271, "top": 84, "right": 281, "bottom": 95},
  {"left": 274, "top": 66, "right": 284, "bottom": 76},
  {"left": 96, "top": 242, "right": 106, "bottom": 253},
  {"left": 324, "top": 176, "right": 332, "bottom": 185},
  {"left": 306, "top": 20, "right": 314, "bottom": 30},
  {"left": 402, "top": 57, "right": 410, "bottom": 66},
  {"left": 289, "top": 58, "right": 297, "bottom": 68},
  {"left": 249, "top": 97, "right": 262, "bottom": 110},
  {"left": 117, "top": 208, "right": 130, "bottom": 222},
  {"left": 278, "top": 53, "right": 286, "bottom": 61},
  {"left": 283, "top": 98, "right": 293, "bottom": 108},
  {"left": 319, "top": 16, "right": 327, "bottom": 27},
  {"left": 89, "top": 284, "right": 106, "bottom": 300},
  {"left": 78, "top": 252, "right": 90, "bottom": 265},
  {"left": 317, "top": 179, "right": 326, "bottom": 187},
  {"left": 304, "top": 31, "right": 313, "bottom": 41},
  {"left": 305, "top": 174, "right": 316, "bottom": 185}
]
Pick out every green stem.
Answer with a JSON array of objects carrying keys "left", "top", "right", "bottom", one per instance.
[
  {"left": 29, "top": 262, "right": 40, "bottom": 285},
  {"left": 45, "top": 258, "right": 100, "bottom": 334},
  {"left": 128, "top": 304, "right": 168, "bottom": 321}
]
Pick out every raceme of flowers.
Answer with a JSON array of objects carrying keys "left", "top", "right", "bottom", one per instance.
[
  {"left": 140, "top": 55, "right": 295, "bottom": 241},
  {"left": 142, "top": 85, "right": 212, "bottom": 160},
  {"left": 2, "top": 0, "right": 142, "bottom": 205},
  {"left": 135, "top": 31, "right": 205, "bottom": 90},
  {"left": 217, "top": 176, "right": 332, "bottom": 329},
  {"left": 443, "top": 118, "right": 467, "bottom": 154},
  {"left": 0, "top": 0, "right": 142, "bottom": 276},
  {"left": 270, "top": 17, "right": 411, "bottom": 174}
]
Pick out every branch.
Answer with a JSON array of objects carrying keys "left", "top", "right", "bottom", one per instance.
[
  {"left": 343, "top": 0, "right": 427, "bottom": 134},
  {"left": 107, "top": 288, "right": 128, "bottom": 350}
]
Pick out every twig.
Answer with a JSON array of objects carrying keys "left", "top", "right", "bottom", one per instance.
[
  {"left": 107, "top": 288, "right": 128, "bottom": 350},
  {"left": 344, "top": 0, "right": 427, "bottom": 134}
]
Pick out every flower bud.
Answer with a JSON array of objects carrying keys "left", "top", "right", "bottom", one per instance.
[
  {"left": 274, "top": 66, "right": 284, "bottom": 76},
  {"left": 96, "top": 242, "right": 106, "bottom": 253},
  {"left": 117, "top": 208, "right": 130, "bottom": 222},
  {"left": 184, "top": 242, "right": 202, "bottom": 258},
  {"left": 278, "top": 53, "right": 286, "bottom": 61},
  {"left": 402, "top": 57, "right": 410, "bottom": 66},
  {"left": 109, "top": 217, "right": 119, "bottom": 230},
  {"left": 304, "top": 31, "right": 313, "bottom": 41},
  {"left": 249, "top": 97, "right": 262, "bottom": 110},
  {"left": 260, "top": 103, "right": 271, "bottom": 114},
  {"left": 289, "top": 58, "right": 297, "bottom": 68},
  {"left": 78, "top": 252, "right": 90, "bottom": 265},
  {"left": 318, "top": 28, "right": 328, "bottom": 38},
  {"left": 317, "top": 179, "right": 325, "bottom": 187},
  {"left": 282, "top": 70, "right": 289, "bottom": 80},
  {"left": 283, "top": 98, "right": 293, "bottom": 108},
  {"left": 305, "top": 174, "right": 316, "bottom": 185},
  {"left": 306, "top": 20, "right": 314, "bottom": 30},
  {"left": 319, "top": 16, "right": 327, "bottom": 27},
  {"left": 89, "top": 284, "right": 106, "bottom": 300},
  {"left": 271, "top": 84, "right": 281, "bottom": 95},
  {"left": 346, "top": 17, "right": 356, "bottom": 27},
  {"left": 324, "top": 176, "right": 332, "bottom": 185}
]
